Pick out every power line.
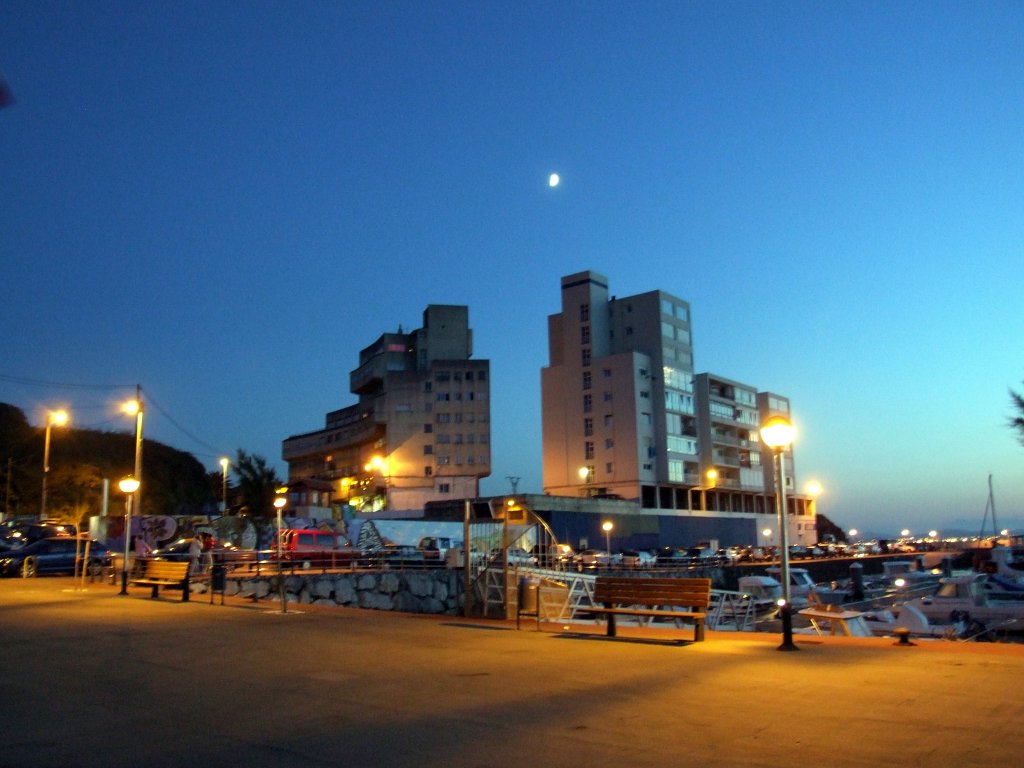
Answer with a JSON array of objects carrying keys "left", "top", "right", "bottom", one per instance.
[{"left": 0, "top": 372, "right": 134, "bottom": 390}]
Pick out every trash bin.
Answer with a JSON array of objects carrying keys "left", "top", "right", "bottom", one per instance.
[
  {"left": 517, "top": 575, "right": 540, "bottom": 630},
  {"left": 211, "top": 564, "right": 226, "bottom": 592}
]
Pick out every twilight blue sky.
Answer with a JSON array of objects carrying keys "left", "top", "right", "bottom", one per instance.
[{"left": 2, "top": 2, "right": 1022, "bottom": 536}]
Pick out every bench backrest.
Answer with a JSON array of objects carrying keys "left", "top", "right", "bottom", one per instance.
[
  {"left": 594, "top": 576, "right": 712, "bottom": 609},
  {"left": 145, "top": 560, "right": 189, "bottom": 580}
]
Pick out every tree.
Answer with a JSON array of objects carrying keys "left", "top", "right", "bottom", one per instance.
[
  {"left": 233, "top": 449, "right": 282, "bottom": 521},
  {"left": 1011, "top": 384, "right": 1024, "bottom": 447}
]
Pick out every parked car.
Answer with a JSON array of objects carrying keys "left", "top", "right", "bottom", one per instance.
[
  {"left": 151, "top": 537, "right": 257, "bottom": 570},
  {"left": 530, "top": 543, "right": 574, "bottom": 568},
  {"left": 375, "top": 545, "right": 425, "bottom": 567},
  {"left": 656, "top": 547, "right": 690, "bottom": 566},
  {"left": 0, "top": 521, "right": 77, "bottom": 551},
  {"left": 0, "top": 537, "right": 111, "bottom": 577},
  {"left": 270, "top": 529, "right": 361, "bottom": 567},
  {"left": 488, "top": 547, "right": 533, "bottom": 565},
  {"left": 619, "top": 549, "right": 657, "bottom": 569},
  {"left": 417, "top": 536, "right": 461, "bottom": 562},
  {"left": 575, "top": 549, "right": 611, "bottom": 570}
]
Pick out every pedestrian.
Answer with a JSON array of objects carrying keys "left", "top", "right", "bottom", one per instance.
[
  {"left": 189, "top": 534, "right": 203, "bottom": 575},
  {"left": 134, "top": 535, "right": 153, "bottom": 558}
]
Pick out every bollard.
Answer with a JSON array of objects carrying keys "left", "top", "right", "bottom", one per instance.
[{"left": 849, "top": 562, "right": 865, "bottom": 602}]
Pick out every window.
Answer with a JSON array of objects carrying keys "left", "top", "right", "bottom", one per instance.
[
  {"left": 438, "top": 483, "right": 451, "bottom": 493},
  {"left": 436, "top": 372, "right": 450, "bottom": 382},
  {"left": 640, "top": 390, "right": 650, "bottom": 399},
  {"left": 437, "top": 456, "right": 450, "bottom": 465},
  {"left": 668, "top": 459, "right": 684, "bottom": 482},
  {"left": 581, "top": 325, "right": 590, "bottom": 344},
  {"left": 668, "top": 436, "right": 697, "bottom": 454},
  {"left": 605, "top": 438, "right": 614, "bottom": 449},
  {"left": 465, "top": 371, "right": 474, "bottom": 382},
  {"left": 477, "top": 371, "right": 487, "bottom": 382},
  {"left": 583, "top": 394, "right": 592, "bottom": 413},
  {"left": 454, "top": 434, "right": 463, "bottom": 444},
  {"left": 584, "top": 417, "right": 593, "bottom": 436},
  {"left": 425, "top": 466, "right": 432, "bottom": 476},
  {"left": 581, "top": 348, "right": 591, "bottom": 367},
  {"left": 605, "top": 462, "right": 613, "bottom": 474},
  {"left": 661, "top": 298, "right": 674, "bottom": 316},
  {"left": 603, "top": 368, "right": 612, "bottom": 378},
  {"left": 424, "top": 382, "right": 433, "bottom": 393},
  {"left": 580, "top": 303, "right": 589, "bottom": 322},
  {"left": 437, "top": 434, "right": 450, "bottom": 444},
  {"left": 437, "top": 413, "right": 451, "bottom": 423},
  {"left": 423, "top": 445, "right": 433, "bottom": 455},
  {"left": 585, "top": 441, "right": 594, "bottom": 459},
  {"left": 582, "top": 371, "right": 592, "bottom": 390},
  {"left": 603, "top": 414, "right": 613, "bottom": 427},
  {"left": 436, "top": 393, "right": 449, "bottom": 401}
]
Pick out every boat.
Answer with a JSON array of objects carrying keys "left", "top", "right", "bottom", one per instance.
[{"left": 895, "top": 574, "right": 1024, "bottom": 634}]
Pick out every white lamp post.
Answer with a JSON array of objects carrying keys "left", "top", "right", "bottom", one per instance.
[
  {"left": 602, "top": 520, "right": 613, "bottom": 557},
  {"left": 219, "top": 457, "right": 230, "bottom": 514},
  {"left": 118, "top": 476, "right": 140, "bottom": 595},
  {"left": 122, "top": 392, "right": 144, "bottom": 517},
  {"left": 274, "top": 490, "right": 287, "bottom": 612},
  {"left": 40, "top": 409, "right": 69, "bottom": 522},
  {"left": 760, "top": 415, "right": 797, "bottom": 652}
]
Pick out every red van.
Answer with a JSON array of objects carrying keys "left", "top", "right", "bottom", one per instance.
[{"left": 271, "top": 529, "right": 360, "bottom": 567}]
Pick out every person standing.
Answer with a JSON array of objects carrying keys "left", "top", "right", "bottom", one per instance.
[{"left": 188, "top": 534, "right": 203, "bottom": 575}]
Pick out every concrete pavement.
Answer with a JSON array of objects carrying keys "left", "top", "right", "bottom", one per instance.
[{"left": 1, "top": 576, "right": 1022, "bottom": 767}]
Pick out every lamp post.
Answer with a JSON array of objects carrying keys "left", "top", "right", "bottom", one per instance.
[
  {"left": 274, "top": 489, "right": 287, "bottom": 613},
  {"left": 39, "top": 409, "right": 69, "bottom": 522},
  {"left": 219, "top": 457, "right": 230, "bottom": 514},
  {"left": 118, "top": 476, "right": 140, "bottom": 595},
  {"left": 602, "top": 520, "right": 613, "bottom": 556},
  {"left": 760, "top": 415, "right": 797, "bottom": 652},
  {"left": 122, "top": 392, "right": 144, "bottom": 517}
]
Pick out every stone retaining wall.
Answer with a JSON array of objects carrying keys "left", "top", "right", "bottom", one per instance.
[{"left": 193, "top": 569, "right": 464, "bottom": 615}]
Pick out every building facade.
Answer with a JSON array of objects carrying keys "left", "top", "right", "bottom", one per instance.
[
  {"left": 282, "top": 305, "right": 491, "bottom": 516},
  {"left": 541, "top": 270, "right": 813, "bottom": 545}
]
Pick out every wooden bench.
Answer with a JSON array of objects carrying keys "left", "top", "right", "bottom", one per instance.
[
  {"left": 590, "top": 576, "right": 711, "bottom": 642},
  {"left": 130, "top": 560, "right": 191, "bottom": 601}
]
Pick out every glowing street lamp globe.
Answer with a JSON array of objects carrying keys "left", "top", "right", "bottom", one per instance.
[{"left": 759, "top": 416, "right": 795, "bottom": 451}]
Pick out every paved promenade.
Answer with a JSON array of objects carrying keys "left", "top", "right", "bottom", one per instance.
[{"left": 1, "top": 576, "right": 1022, "bottom": 768}]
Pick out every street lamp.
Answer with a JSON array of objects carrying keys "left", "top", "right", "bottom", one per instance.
[
  {"left": 701, "top": 467, "right": 718, "bottom": 512},
  {"left": 760, "top": 415, "right": 797, "bottom": 652},
  {"left": 39, "top": 409, "right": 69, "bottom": 522},
  {"left": 578, "top": 466, "right": 593, "bottom": 497},
  {"left": 364, "top": 455, "right": 389, "bottom": 511},
  {"left": 118, "top": 476, "right": 140, "bottom": 595},
  {"left": 122, "top": 392, "right": 144, "bottom": 517},
  {"left": 219, "top": 457, "right": 230, "bottom": 514},
  {"left": 274, "top": 489, "right": 288, "bottom": 613},
  {"left": 602, "top": 520, "right": 613, "bottom": 555}
]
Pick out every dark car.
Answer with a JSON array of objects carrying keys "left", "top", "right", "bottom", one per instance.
[
  {"left": 151, "top": 537, "right": 256, "bottom": 570},
  {"left": 0, "top": 537, "right": 111, "bottom": 577},
  {"left": 0, "top": 521, "right": 78, "bottom": 551},
  {"left": 366, "top": 545, "right": 425, "bottom": 568}
]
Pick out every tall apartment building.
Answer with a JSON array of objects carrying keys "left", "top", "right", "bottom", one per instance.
[
  {"left": 283, "top": 305, "right": 491, "bottom": 516},
  {"left": 542, "top": 270, "right": 813, "bottom": 544}
]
